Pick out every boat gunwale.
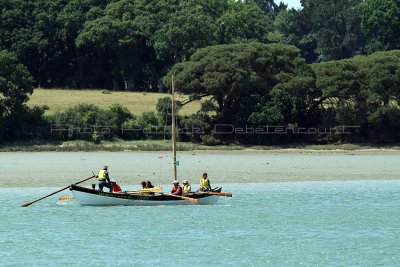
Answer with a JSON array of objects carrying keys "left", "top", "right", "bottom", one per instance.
[{"left": 70, "top": 184, "right": 217, "bottom": 202}]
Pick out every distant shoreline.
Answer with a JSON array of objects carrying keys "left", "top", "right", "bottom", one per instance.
[{"left": 2, "top": 140, "right": 400, "bottom": 153}]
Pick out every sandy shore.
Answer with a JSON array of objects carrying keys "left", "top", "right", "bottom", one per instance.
[{"left": 2, "top": 151, "right": 400, "bottom": 188}]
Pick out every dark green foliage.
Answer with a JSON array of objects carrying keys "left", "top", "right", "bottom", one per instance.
[
  {"left": 51, "top": 103, "right": 135, "bottom": 141},
  {"left": 359, "top": 0, "right": 400, "bottom": 52},
  {"left": 0, "top": 50, "right": 34, "bottom": 140},
  {"left": 109, "top": 104, "right": 134, "bottom": 129},
  {"left": 136, "top": 111, "right": 162, "bottom": 139},
  {"left": 166, "top": 43, "right": 308, "bottom": 125},
  {"left": 300, "top": 0, "right": 366, "bottom": 61},
  {"left": 0, "top": 50, "right": 34, "bottom": 114},
  {"left": 1, "top": 0, "right": 400, "bottom": 144},
  {"left": 368, "top": 105, "right": 400, "bottom": 143},
  {"left": 165, "top": 42, "right": 323, "bottom": 144},
  {"left": 217, "top": 1, "right": 273, "bottom": 44},
  {"left": 179, "top": 113, "right": 213, "bottom": 143},
  {"left": 313, "top": 50, "right": 400, "bottom": 141}
]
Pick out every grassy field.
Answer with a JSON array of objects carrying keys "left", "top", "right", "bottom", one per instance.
[{"left": 27, "top": 88, "right": 201, "bottom": 115}]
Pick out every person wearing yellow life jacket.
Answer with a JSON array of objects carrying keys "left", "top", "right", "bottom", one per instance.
[
  {"left": 182, "top": 180, "right": 191, "bottom": 194},
  {"left": 199, "top": 173, "right": 211, "bottom": 192},
  {"left": 96, "top": 166, "right": 112, "bottom": 192}
]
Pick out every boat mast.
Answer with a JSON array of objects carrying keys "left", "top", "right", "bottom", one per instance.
[{"left": 171, "top": 74, "right": 177, "bottom": 181}]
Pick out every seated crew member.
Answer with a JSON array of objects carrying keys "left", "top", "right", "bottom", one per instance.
[
  {"left": 111, "top": 180, "right": 122, "bottom": 193},
  {"left": 141, "top": 181, "right": 147, "bottom": 189},
  {"left": 198, "top": 172, "right": 211, "bottom": 192},
  {"left": 146, "top": 181, "right": 154, "bottom": 188},
  {"left": 182, "top": 180, "right": 191, "bottom": 194},
  {"left": 97, "top": 166, "right": 112, "bottom": 192},
  {"left": 170, "top": 181, "right": 182, "bottom": 196}
]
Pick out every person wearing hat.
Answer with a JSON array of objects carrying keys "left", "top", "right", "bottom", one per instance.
[
  {"left": 96, "top": 166, "right": 112, "bottom": 192},
  {"left": 111, "top": 180, "right": 122, "bottom": 193},
  {"left": 170, "top": 180, "right": 182, "bottom": 196},
  {"left": 182, "top": 180, "right": 191, "bottom": 194}
]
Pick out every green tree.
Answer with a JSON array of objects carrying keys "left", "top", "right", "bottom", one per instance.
[
  {"left": 57, "top": 0, "right": 108, "bottom": 88},
  {"left": 300, "top": 0, "right": 366, "bottom": 61},
  {"left": 151, "top": 4, "right": 218, "bottom": 62},
  {"left": 165, "top": 42, "right": 309, "bottom": 128},
  {"left": 217, "top": 1, "right": 273, "bottom": 44},
  {"left": 0, "top": 50, "right": 34, "bottom": 140},
  {"left": 252, "top": 0, "right": 279, "bottom": 15},
  {"left": 313, "top": 50, "right": 400, "bottom": 141},
  {"left": 0, "top": 50, "right": 34, "bottom": 115},
  {"left": 359, "top": 0, "right": 400, "bottom": 52},
  {"left": 268, "top": 8, "right": 318, "bottom": 62}
]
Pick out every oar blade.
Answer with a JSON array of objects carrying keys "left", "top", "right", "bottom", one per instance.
[
  {"left": 58, "top": 196, "right": 75, "bottom": 201},
  {"left": 21, "top": 202, "right": 33, "bottom": 207},
  {"left": 203, "top": 192, "right": 232, "bottom": 197},
  {"left": 189, "top": 197, "right": 199, "bottom": 204}
]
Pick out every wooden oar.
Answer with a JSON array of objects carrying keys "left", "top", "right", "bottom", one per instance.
[
  {"left": 165, "top": 193, "right": 199, "bottom": 204},
  {"left": 204, "top": 192, "right": 232, "bottom": 197},
  {"left": 21, "top": 175, "right": 95, "bottom": 207}
]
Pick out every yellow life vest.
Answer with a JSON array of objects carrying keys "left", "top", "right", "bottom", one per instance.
[
  {"left": 183, "top": 184, "right": 191, "bottom": 192},
  {"left": 201, "top": 178, "right": 210, "bottom": 188},
  {"left": 98, "top": 170, "right": 106, "bottom": 180}
]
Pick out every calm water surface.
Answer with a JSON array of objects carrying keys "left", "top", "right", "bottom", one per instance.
[
  {"left": 1, "top": 152, "right": 400, "bottom": 266},
  {"left": 1, "top": 181, "right": 399, "bottom": 266}
]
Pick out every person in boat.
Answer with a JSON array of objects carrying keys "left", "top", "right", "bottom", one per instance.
[
  {"left": 182, "top": 180, "right": 191, "bottom": 194},
  {"left": 111, "top": 180, "right": 122, "bottom": 193},
  {"left": 198, "top": 172, "right": 211, "bottom": 192},
  {"left": 146, "top": 181, "right": 154, "bottom": 188},
  {"left": 97, "top": 166, "right": 112, "bottom": 192},
  {"left": 171, "top": 181, "right": 182, "bottom": 195},
  {"left": 141, "top": 181, "right": 147, "bottom": 189}
]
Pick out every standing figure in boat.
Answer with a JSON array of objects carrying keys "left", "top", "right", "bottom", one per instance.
[
  {"left": 182, "top": 180, "right": 191, "bottom": 194},
  {"left": 97, "top": 166, "right": 112, "bottom": 192},
  {"left": 199, "top": 173, "right": 211, "bottom": 192},
  {"left": 171, "top": 181, "right": 182, "bottom": 195}
]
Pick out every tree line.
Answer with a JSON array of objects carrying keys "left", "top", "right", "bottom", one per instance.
[
  {"left": 1, "top": 0, "right": 400, "bottom": 144},
  {"left": 1, "top": 0, "right": 398, "bottom": 90}
]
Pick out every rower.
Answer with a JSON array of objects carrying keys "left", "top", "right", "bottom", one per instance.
[
  {"left": 182, "top": 180, "right": 191, "bottom": 194},
  {"left": 111, "top": 180, "right": 122, "bottom": 193},
  {"left": 198, "top": 173, "right": 211, "bottom": 192},
  {"left": 171, "top": 181, "right": 182, "bottom": 195},
  {"left": 97, "top": 166, "right": 112, "bottom": 192}
]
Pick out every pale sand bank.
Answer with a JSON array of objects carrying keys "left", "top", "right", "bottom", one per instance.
[{"left": 2, "top": 151, "right": 400, "bottom": 188}]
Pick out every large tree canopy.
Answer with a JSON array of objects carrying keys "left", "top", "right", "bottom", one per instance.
[
  {"left": 313, "top": 50, "right": 400, "bottom": 141},
  {"left": 165, "top": 42, "right": 316, "bottom": 128}
]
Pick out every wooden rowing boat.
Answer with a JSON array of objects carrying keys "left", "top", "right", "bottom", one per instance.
[
  {"left": 70, "top": 75, "right": 232, "bottom": 206},
  {"left": 70, "top": 184, "right": 223, "bottom": 206}
]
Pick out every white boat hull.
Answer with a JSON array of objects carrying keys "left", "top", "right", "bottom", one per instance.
[{"left": 71, "top": 186, "right": 221, "bottom": 206}]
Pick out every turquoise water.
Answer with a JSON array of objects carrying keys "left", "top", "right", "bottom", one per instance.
[{"left": 2, "top": 180, "right": 399, "bottom": 266}]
